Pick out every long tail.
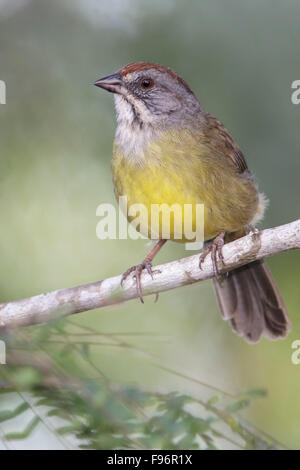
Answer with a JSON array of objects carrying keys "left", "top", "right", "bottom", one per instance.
[{"left": 214, "top": 260, "right": 290, "bottom": 343}]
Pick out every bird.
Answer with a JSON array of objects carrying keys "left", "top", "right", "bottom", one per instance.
[{"left": 94, "top": 61, "right": 290, "bottom": 343}]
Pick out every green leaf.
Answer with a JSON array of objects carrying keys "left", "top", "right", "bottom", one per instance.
[
  {"left": 226, "top": 399, "right": 250, "bottom": 413},
  {"left": 5, "top": 416, "right": 40, "bottom": 440},
  {"left": 0, "top": 402, "right": 29, "bottom": 423}
]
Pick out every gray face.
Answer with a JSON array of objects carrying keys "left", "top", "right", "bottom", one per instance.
[
  {"left": 120, "top": 68, "right": 201, "bottom": 126},
  {"left": 94, "top": 65, "right": 205, "bottom": 156},
  {"left": 95, "top": 67, "right": 202, "bottom": 130}
]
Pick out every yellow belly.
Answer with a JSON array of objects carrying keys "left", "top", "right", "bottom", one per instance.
[{"left": 112, "top": 130, "right": 259, "bottom": 242}]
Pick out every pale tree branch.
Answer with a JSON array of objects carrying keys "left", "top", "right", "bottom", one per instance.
[{"left": 0, "top": 219, "right": 299, "bottom": 332}]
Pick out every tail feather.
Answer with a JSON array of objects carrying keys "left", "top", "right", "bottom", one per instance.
[{"left": 214, "top": 260, "right": 290, "bottom": 343}]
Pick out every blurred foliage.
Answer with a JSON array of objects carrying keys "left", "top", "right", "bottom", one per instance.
[
  {"left": 0, "top": 0, "right": 299, "bottom": 450},
  {"left": 0, "top": 322, "right": 284, "bottom": 450}
]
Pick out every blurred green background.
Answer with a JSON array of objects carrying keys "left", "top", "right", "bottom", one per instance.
[{"left": 0, "top": 0, "right": 299, "bottom": 449}]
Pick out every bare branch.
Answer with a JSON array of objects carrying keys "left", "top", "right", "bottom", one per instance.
[{"left": 0, "top": 219, "right": 299, "bottom": 331}]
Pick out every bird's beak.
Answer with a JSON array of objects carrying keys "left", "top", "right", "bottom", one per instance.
[{"left": 94, "top": 72, "right": 123, "bottom": 94}]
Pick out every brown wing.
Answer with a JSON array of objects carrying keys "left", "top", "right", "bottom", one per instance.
[{"left": 203, "top": 114, "right": 248, "bottom": 173}]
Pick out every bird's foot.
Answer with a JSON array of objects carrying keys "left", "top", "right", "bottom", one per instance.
[
  {"left": 199, "top": 232, "right": 226, "bottom": 277},
  {"left": 121, "top": 240, "right": 166, "bottom": 303},
  {"left": 246, "top": 224, "right": 259, "bottom": 238},
  {"left": 121, "top": 261, "right": 157, "bottom": 303},
  {"left": 246, "top": 224, "right": 255, "bottom": 234}
]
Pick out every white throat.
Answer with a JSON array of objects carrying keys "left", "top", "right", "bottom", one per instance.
[{"left": 114, "top": 94, "right": 158, "bottom": 161}]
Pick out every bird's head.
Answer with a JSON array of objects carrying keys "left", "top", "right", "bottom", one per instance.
[{"left": 94, "top": 62, "right": 201, "bottom": 130}]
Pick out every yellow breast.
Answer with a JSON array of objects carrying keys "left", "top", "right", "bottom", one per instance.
[{"left": 112, "top": 130, "right": 258, "bottom": 242}]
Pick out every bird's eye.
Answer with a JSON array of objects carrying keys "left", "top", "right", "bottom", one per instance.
[{"left": 141, "top": 78, "right": 153, "bottom": 89}]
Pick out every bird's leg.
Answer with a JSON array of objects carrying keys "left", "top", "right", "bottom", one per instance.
[
  {"left": 199, "top": 232, "right": 226, "bottom": 277},
  {"left": 121, "top": 239, "right": 167, "bottom": 303},
  {"left": 246, "top": 224, "right": 259, "bottom": 236}
]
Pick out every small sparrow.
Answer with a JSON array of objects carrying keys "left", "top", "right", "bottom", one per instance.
[{"left": 94, "top": 62, "right": 290, "bottom": 343}]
